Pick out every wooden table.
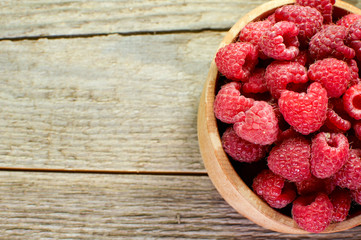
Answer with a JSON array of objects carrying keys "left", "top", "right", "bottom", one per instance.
[{"left": 1, "top": 0, "right": 361, "bottom": 239}]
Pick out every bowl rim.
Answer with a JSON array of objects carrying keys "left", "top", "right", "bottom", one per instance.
[{"left": 197, "top": 0, "right": 361, "bottom": 234}]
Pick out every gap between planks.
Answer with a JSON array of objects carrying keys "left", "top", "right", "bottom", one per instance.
[
  {"left": 0, "top": 28, "right": 229, "bottom": 42},
  {"left": 0, "top": 167, "right": 208, "bottom": 176}
]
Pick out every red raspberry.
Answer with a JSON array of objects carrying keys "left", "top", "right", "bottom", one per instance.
[
  {"left": 347, "top": 20, "right": 361, "bottom": 62},
  {"left": 234, "top": 101, "right": 279, "bottom": 145},
  {"left": 275, "top": 5, "right": 323, "bottom": 44},
  {"left": 252, "top": 169, "right": 296, "bottom": 209},
  {"left": 351, "top": 188, "right": 361, "bottom": 204},
  {"left": 337, "top": 13, "right": 361, "bottom": 28},
  {"left": 265, "top": 61, "right": 308, "bottom": 99},
  {"left": 268, "top": 136, "right": 311, "bottom": 182},
  {"left": 294, "top": 50, "right": 309, "bottom": 66},
  {"left": 296, "top": 0, "right": 335, "bottom": 23},
  {"left": 215, "top": 42, "right": 258, "bottom": 81},
  {"left": 309, "top": 25, "right": 355, "bottom": 60},
  {"left": 296, "top": 175, "right": 335, "bottom": 195},
  {"left": 310, "top": 132, "right": 349, "bottom": 179},
  {"left": 266, "top": 13, "right": 276, "bottom": 24},
  {"left": 242, "top": 68, "right": 267, "bottom": 94},
  {"left": 221, "top": 127, "right": 267, "bottom": 163},
  {"left": 214, "top": 82, "right": 254, "bottom": 124},
  {"left": 292, "top": 193, "right": 333, "bottom": 233},
  {"left": 333, "top": 149, "right": 361, "bottom": 190},
  {"left": 355, "top": 121, "right": 361, "bottom": 141},
  {"left": 279, "top": 82, "right": 328, "bottom": 135},
  {"left": 276, "top": 128, "right": 300, "bottom": 144},
  {"left": 239, "top": 20, "right": 273, "bottom": 59},
  {"left": 259, "top": 21, "right": 300, "bottom": 60},
  {"left": 347, "top": 59, "right": 360, "bottom": 87},
  {"left": 343, "top": 83, "right": 361, "bottom": 120},
  {"left": 330, "top": 188, "right": 351, "bottom": 222},
  {"left": 308, "top": 58, "right": 351, "bottom": 98},
  {"left": 325, "top": 109, "right": 352, "bottom": 132}
]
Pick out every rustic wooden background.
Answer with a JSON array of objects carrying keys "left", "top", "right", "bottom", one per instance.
[{"left": 1, "top": 0, "right": 361, "bottom": 239}]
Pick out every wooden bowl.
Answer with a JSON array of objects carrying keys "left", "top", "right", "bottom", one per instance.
[{"left": 198, "top": 0, "right": 361, "bottom": 234}]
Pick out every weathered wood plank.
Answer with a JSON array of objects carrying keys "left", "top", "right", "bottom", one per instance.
[
  {"left": 0, "top": 0, "right": 271, "bottom": 38},
  {"left": 0, "top": 171, "right": 360, "bottom": 239},
  {"left": 0, "top": 32, "right": 224, "bottom": 171}
]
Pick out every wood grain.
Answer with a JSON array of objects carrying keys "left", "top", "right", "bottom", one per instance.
[
  {"left": 1, "top": 171, "right": 361, "bottom": 239},
  {"left": 0, "top": 0, "right": 271, "bottom": 38},
  {"left": 0, "top": 32, "right": 224, "bottom": 171}
]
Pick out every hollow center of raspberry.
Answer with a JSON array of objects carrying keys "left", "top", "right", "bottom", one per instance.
[
  {"left": 326, "top": 139, "right": 338, "bottom": 148},
  {"left": 353, "top": 95, "right": 361, "bottom": 110},
  {"left": 286, "top": 82, "right": 308, "bottom": 93}
]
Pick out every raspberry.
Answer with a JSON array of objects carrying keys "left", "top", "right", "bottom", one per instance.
[
  {"left": 347, "top": 59, "right": 360, "bottom": 87},
  {"left": 214, "top": 82, "right": 254, "bottom": 123},
  {"left": 279, "top": 82, "right": 328, "bottom": 135},
  {"left": 337, "top": 13, "right": 361, "bottom": 28},
  {"left": 294, "top": 50, "right": 309, "bottom": 66},
  {"left": 308, "top": 58, "right": 351, "bottom": 98},
  {"left": 309, "top": 25, "right": 355, "bottom": 60},
  {"left": 325, "top": 109, "right": 352, "bottom": 132},
  {"left": 355, "top": 121, "right": 361, "bottom": 140},
  {"left": 259, "top": 21, "right": 300, "bottom": 60},
  {"left": 296, "top": 175, "right": 335, "bottom": 195},
  {"left": 215, "top": 42, "right": 258, "bottom": 81},
  {"left": 252, "top": 169, "right": 296, "bottom": 209},
  {"left": 266, "top": 13, "right": 276, "bottom": 24},
  {"left": 343, "top": 83, "right": 361, "bottom": 120},
  {"left": 333, "top": 149, "right": 361, "bottom": 190},
  {"left": 351, "top": 188, "right": 361, "bottom": 205},
  {"left": 310, "top": 132, "right": 349, "bottom": 179},
  {"left": 221, "top": 127, "right": 267, "bottom": 163},
  {"left": 234, "top": 101, "right": 279, "bottom": 145},
  {"left": 292, "top": 193, "right": 333, "bottom": 233},
  {"left": 239, "top": 20, "right": 273, "bottom": 59},
  {"left": 265, "top": 61, "right": 308, "bottom": 99},
  {"left": 242, "top": 68, "right": 267, "bottom": 94},
  {"left": 296, "top": 0, "right": 335, "bottom": 23},
  {"left": 330, "top": 188, "right": 351, "bottom": 222},
  {"left": 276, "top": 128, "right": 299, "bottom": 144},
  {"left": 347, "top": 20, "right": 361, "bottom": 62},
  {"left": 275, "top": 5, "right": 323, "bottom": 44},
  {"left": 268, "top": 136, "right": 311, "bottom": 182}
]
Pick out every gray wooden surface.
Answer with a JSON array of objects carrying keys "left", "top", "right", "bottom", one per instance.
[{"left": 1, "top": 0, "right": 361, "bottom": 238}]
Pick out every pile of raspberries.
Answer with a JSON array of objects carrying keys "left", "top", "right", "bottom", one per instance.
[{"left": 214, "top": 0, "right": 361, "bottom": 233}]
